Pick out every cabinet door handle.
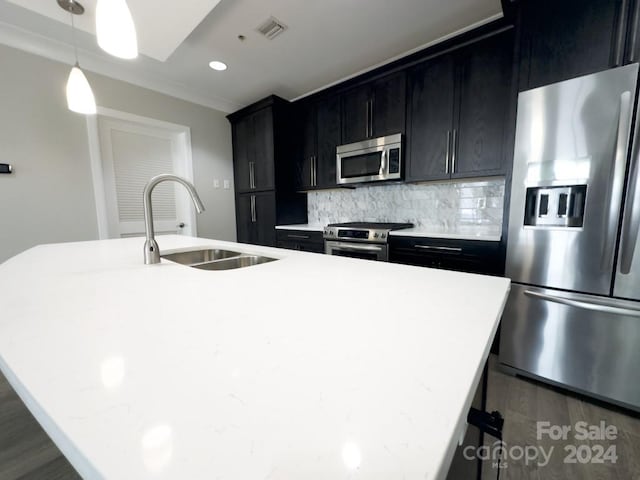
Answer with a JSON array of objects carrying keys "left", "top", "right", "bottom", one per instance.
[
  {"left": 364, "top": 101, "right": 369, "bottom": 138},
  {"left": 250, "top": 195, "right": 256, "bottom": 223},
  {"left": 312, "top": 156, "right": 317, "bottom": 187},
  {"left": 287, "top": 234, "right": 310, "bottom": 240},
  {"left": 369, "top": 98, "right": 374, "bottom": 138},
  {"left": 445, "top": 130, "right": 451, "bottom": 174},
  {"left": 249, "top": 161, "right": 256, "bottom": 189},
  {"left": 451, "top": 129, "right": 457, "bottom": 174},
  {"left": 309, "top": 156, "right": 314, "bottom": 186},
  {"left": 414, "top": 245, "right": 462, "bottom": 253}
]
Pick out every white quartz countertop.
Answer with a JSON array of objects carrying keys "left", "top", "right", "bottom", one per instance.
[
  {"left": 0, "top": 235, "right": 510, "bottom": 480},
  {"left": 275, "top": 224, "right": 324, "bottom": 232}
]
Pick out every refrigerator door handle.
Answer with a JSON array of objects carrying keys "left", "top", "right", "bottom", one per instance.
[
  {"left": 601, "top": 91, "right": 633, "bottom": 271},
  {"left": 620, "top": 94, "right": 640, "bottom": 274},
  {"left": 524, "top": 290, "right": 640, "bottom": 317}
]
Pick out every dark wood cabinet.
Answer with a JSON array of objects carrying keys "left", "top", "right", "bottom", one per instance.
[
  {"left": 406, "top": 54, "right": 456, "bottom": 181},
  {"left": 341, "top": 71, "right": 406, "bottom": 144},
  {"left": 236, "top": 192, "right": 277, "bottom": 246},
  {"left": 297, "top": 103, "right": 316, "bottom": 191},
  {"left": 518, "top": 0, "right": 631, "bottom": 91},
  {"left": 371, "top": 72, "right": 407, "bottom": 139},
  {"left": 407, "top": 31, "right": 514, "bottom": 182},
  {"left": 228, "top": 96, "right": 307, "bottom": 247},
  {"left": 453, "top": 31, "right": 514, "bottom": 178},
  {"left": 276, "top": 229, "right": 324, "bottom": 253},
  {"left": 389, "top": 236, "right": 505, "bottom": 276},
  {"left": 341, "top": 84, "right": 371, "bottom": 145},
  {"left": 232, "top": 107, "right": 275, "bottom": 193},
  {"left": 316, "top": 96, "right": 341, "bottom": 187},
  {"left": 296, "top": 95, "right": 341, "bottom": 190}
]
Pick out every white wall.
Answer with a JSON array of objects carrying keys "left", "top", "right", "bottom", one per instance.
[{"left": 0, "top": 44, "right": 236, "bottom": 263}]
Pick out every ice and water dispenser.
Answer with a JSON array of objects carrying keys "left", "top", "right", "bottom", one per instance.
[{"left": 523, "top": 185, "right": 587, "bottom": 227}]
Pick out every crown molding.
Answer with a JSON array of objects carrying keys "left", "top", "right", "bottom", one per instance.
[{"left": 0, "top": 19, "right": 241, "bottom": 113}]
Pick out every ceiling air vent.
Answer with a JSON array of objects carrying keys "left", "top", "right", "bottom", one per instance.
[{"left": 256, "top": 16, "right": 287, "bottom": 40}]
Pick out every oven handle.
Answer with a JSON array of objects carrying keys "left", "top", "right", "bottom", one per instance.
[{"left": 328, "top": 242, "right": 384, "bottom": 253}]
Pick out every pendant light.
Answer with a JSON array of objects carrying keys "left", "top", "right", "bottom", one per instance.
[
  {"left": 58, "top": 0, "right": 96, "bottom": 115},
  {"left": 96, "top": 0, "right": 138, "bottom": 59}
]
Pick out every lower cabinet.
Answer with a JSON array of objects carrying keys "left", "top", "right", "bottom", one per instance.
[
  {"left": 389, "top": 236, "right": 505, "bottom": 276},
  {"left": 236, "top": 192, "right": 277, "bottom": 246},
  {"left": 276, "top": 230, "right": 324, "bottom": 253}
]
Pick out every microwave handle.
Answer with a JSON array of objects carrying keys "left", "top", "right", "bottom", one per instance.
[{"left": 379, "top": 150, "right": 387, "bottom": 176}]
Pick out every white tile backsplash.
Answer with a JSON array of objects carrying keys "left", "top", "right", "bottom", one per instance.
[{"left": 307, "top": 178, "right": 505, "bottom": 236}]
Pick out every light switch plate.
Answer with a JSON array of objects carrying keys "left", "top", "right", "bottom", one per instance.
[
  {"left": 213, "top": 179, "right": 220, "bottom": 188},
  {"left": 223, "top": 180, "right": 230, "bottom": 189}
]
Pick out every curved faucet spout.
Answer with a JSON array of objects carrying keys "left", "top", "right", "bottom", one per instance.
[{"left": 143, "top": 174, "right": 205, "bottom": 264}]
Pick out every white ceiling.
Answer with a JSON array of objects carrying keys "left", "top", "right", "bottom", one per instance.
[
  {"left": 6, "top": 0, "right": 223, "bottom": 61},
  {"left": 0, "top": 0, "right": 503, "bottom": 112}
]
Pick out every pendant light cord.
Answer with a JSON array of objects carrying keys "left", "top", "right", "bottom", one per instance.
[{"left": 70, "top": 11, "right": 79, "bottom": 66}]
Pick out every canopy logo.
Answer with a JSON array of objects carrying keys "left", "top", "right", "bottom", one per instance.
[{"left": 463, "top": 421, "right": 619, "bottom": 469}]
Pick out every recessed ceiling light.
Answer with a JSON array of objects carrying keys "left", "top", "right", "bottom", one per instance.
[{"left": 209, "top": 61, "right": 227, "bottom": 71}]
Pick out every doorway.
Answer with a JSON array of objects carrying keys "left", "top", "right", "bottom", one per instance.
[{"left": 87, "top": 108, "right": 197, "bottom": 239}]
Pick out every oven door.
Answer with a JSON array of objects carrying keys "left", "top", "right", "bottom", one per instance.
[{"left": 325, "top": 241, "right": 388, "bottom": 261}]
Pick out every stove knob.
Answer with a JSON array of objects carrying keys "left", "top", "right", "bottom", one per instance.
[{"left": 374, "top": 233, "right": 379, "bottom": 238}]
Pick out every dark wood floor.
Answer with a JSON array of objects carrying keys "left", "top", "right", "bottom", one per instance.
[
  {"left": 0, "top": 356, "right": 639, "bottom": 479},
  {"left": 482, "top": 356, "right": 640, "bottom": 480},
  {"left": 0, "top": 371, "right": 79, "bottom": 480}
]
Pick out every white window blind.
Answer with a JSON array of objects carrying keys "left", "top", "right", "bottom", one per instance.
[{"left": 109, "top": 129, "right": 177, "bottom": 222}]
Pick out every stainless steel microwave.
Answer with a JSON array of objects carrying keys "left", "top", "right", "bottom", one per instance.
[{"left": 336, "top": 133, "right": 402, "bottom": 185}]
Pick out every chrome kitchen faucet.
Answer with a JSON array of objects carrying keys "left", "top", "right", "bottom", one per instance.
[{"left": 143, "top": 174, "right": 205, "bottom": 264}]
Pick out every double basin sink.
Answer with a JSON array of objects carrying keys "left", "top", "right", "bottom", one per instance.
[{"left": 161, "top": 248, "right": 277, "bottom": 271}]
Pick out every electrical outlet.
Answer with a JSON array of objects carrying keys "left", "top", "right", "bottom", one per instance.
[
  {"left": 223, "top": 180, "right": 230, "bottom": 189},
  {"left": 213, "top": 179, "right": 220, "bottom": 189}
]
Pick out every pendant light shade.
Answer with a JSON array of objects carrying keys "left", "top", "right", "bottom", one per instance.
[
  {"left": 66, "top": 64, "right": 97, "bottom": 114},
  {"left": 96, "top": 0, "right": 138, "bottom": 59}
]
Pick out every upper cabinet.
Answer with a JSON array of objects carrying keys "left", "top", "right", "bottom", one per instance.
[
  {"left": 341, "top": 71, "right": 406, "bottom": 144},
  {"left": 406, "top": 54, "right": 456, "bottom": 181},
  {"left": 518, "top": 0, "right": 638, "bottom": 90},
  {"left": 407, "top": 30, "right": 515, "bottom": 182},
  {"left": 454, "top": 31, "right": 515, "bottom": 178},
  {"left": 295, "top": 95, "right": 341, "bottom": 190},
  {"left": 231, "top": 106, "right": 275, "bottom": 193}
]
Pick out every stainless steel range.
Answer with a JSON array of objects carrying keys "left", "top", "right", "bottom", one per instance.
[{"left": 323, "top": 222, "right": 413, "bottom": 261}]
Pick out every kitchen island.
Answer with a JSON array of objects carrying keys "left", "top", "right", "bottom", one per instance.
[{"left": 0, "top": 235, "right": 510, "bottom": 479}]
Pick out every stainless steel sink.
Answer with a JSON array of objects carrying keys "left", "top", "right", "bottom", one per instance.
[
  {"left": 192, "top": 255, "right": 277, "bottom": 271},
  {"left": 161, "top": 249, "right": 242, "bottom": 266},
  {"left": 161, "top": 249, "right": 277, "bottom": 270}
]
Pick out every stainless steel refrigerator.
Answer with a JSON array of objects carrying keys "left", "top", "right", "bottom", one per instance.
[{"left": 499, "top": 63, "right": 640, "bottom": 412}]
